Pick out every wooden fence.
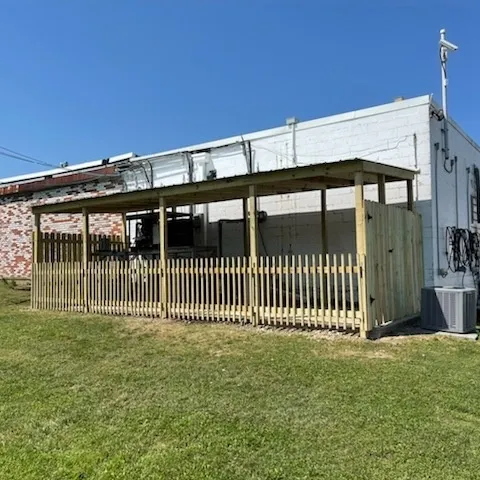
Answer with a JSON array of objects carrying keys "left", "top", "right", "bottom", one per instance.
[
  {"left": 167, "top": 254, "right": 364, "bottom": 328},
  {"left": 31, "top": 253, "right": 365, "bottom": 330},
  {"left": 365, "top": 201, "right": 423, "bottom": 328},
  {"left": 37, "top": 232, "right": 125, "bottom": 263},
  {"left": 31, "top": 202, "right": 424, "bottom": 334}
]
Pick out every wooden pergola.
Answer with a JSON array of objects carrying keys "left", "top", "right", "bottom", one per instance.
[{"left": 31, "top": 158, "right": 419, "bottom": 337}]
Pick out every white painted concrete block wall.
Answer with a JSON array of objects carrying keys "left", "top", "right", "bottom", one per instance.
[
  {"left": 122, "top": 95, "right": 480, "bottom": 294},
  {"left": 429, "top": 116, "right": 480, "bottom": 288},
  {"left": 128, "top": 96, "right": 445, "bottom": 287},
  {"left": 208, "top": 97, "right": 433, "bottom": 265}
]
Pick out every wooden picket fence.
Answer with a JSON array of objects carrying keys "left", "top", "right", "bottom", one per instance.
[
  {"left": 31, "top": 253, "right": 365, "bottom": 330},
  {"left": 37, "top": 232, "right": 125, "bottom": 263},
  {"left": 30, "top": 203, "right": 424, "bottom": 334},
  {"left": 167, "top": 254, "right": 364, "bottom": 329}
]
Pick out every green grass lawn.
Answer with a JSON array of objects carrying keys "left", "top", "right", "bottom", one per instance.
[{"left": 1, "top": 283, "right": 480, "bottom": 479}]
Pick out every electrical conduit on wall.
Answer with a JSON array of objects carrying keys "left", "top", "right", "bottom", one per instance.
[{"left": 434, "top": 142, "right": 445, "bottom": 277}]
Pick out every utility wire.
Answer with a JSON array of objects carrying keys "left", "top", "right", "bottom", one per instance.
[
  {"left": 0, "top": 146, "right": 52, "bottom": 167},
  {"left": 0, "top": 145, "right": 122, "bottom": 180},
  {"left": 254, "top": 135, "right": 411, "bottom": 165}
]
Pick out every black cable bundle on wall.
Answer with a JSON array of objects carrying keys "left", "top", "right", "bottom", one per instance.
[{"left": 445, "top": 227, "right": 480, "bottom": 286}]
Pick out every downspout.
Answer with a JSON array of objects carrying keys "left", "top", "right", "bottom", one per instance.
[
  {"left": 292, "top": 123, "right": 297, "bottom": 165},
  {"left": 286, "top": 117, "right": 298, "bottom": 165}
]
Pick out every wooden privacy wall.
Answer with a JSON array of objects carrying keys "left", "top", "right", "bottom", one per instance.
[
  {"left": 37, "top": 232, "right": 125, "bottom": 263},
  {"left": 31, "top": 254, "right": 365, "bottom": 330},
  {"left": 365, "top": 201, "right": 423, "bottom": 328}
]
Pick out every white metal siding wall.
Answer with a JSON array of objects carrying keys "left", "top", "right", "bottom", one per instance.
[{"left": 430, "top": 117, "right": 480, "bottom": 288}]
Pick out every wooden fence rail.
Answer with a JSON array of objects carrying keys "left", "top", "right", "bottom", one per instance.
[{"left": 31, "top": 253, "right": 365, "bottom": 330}]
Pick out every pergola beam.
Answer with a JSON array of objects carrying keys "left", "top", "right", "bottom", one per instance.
[
  {"left": 378, "top": 174, "right": 386, "bottom": 204},
  {"left": 31, "top": 159, "right": 416, "bottom": 216},
  {"left": 407, "top": 179, "right": 414, "bottom": 211}
]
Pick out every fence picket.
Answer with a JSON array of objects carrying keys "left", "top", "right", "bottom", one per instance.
[
  {"left": 299, "top": 255, "right": 304, "bottom": 327},
  {"left": 271, "top": 256, "right": 276, "bottom": 326},
  {"left": 305, "top": 255, "right": 311, "bottom": 327},
  {"left": 341, "top": 254, "right": 347, "bottom": 329},
  {"left": 348, "top": 254, "right": 355, "bottom": 329},
  {"left": 319, "top": 254, "right": 325, "bottom": 328},
  {"left": 326, "top": 254, "right": 332, "bottom": 328},
  {"left": 33, "top": 236, "right": 421, "bottom": 336},
  {"left": 265, "top": 256, "right": 271, "bottom": 325},
  {"left": 236, "top": 257, "right": 242, "bottom": 323},
  {"left": 312, "top": 255, "right": 318, "bottom": 328},
  {"left": 334, "top": 254, "right": 339, "bottom": 329}
]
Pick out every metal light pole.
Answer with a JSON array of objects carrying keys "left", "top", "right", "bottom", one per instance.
[{"left": 439, "top": 28, "right": 458, "bottom": 161}]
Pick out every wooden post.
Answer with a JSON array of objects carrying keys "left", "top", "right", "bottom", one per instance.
[
  {"left": 33, "top": 213, "right": 41, "bottom": 264},
  {"left": 378, "top": 174, "right": 386, "bottom": 204},
  {"left": 121, "top": 213, "right": 127, "bottom": 248},
  {"left": 354, "top": 173, "right": 370, "bottom": 338},
  {"left": 82, "top": 208, "right": 90, "bottom": 312},
  {"left": 320, "top": 189, "right": 328, "bottom": 309},
  {"left": 321, "top": 189, "right": 328, "bottom": 257},
  {"left": 248, "top": 185, "right": 259, "bottom": 325},
  {"left": 159, "top": 196, "right": 169, "bottom": 319},
  {"left": 407, "top": 179, "right": 414, "bottom": 211},
  {"left": 82, "top": 208, "right": 90, "bottom": 264},
  {"left": 242, "top": 198, "right": 249, "bottom": 256}
]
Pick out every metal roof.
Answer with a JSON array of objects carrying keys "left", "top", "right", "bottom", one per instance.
[
  {"left": 32, "top": 158, "right": 416, "bottom": 215},
  {"left": 0, "top": 152, "right": 136, "bottom": 186}
]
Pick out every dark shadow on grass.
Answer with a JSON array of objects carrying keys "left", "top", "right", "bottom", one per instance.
[{"left": 0, "top": 280, "right": 30, "bottom": 308}]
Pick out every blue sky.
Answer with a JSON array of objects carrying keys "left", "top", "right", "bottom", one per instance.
[{"left": 0, "top": 0, "right": 477, "bottom": 178}]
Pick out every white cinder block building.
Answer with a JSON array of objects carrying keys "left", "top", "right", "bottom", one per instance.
[{"left": 122, "top": 94, "right": 480, "bottom": 289}]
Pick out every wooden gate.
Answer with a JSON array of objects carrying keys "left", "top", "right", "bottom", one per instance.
[{"left": 365, "top": 201, "right": 423, "bottom": 329}]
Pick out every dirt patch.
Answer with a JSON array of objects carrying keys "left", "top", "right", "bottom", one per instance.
[
  {"left": 337, "top": 348, "right": 395, "bottom": 359},
  {"left": 122, "top": 317, "right": 363, "bottom": 343},
  {"left": 120, "top": 315, "right": 452, "bottom": 349},
  {"left": 121, "top": 316, "right": 252, "bottom": 347}
]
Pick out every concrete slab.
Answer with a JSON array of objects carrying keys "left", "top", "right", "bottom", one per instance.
[{"left": 431, "top": 330, "right": 478, "bottom": 341}]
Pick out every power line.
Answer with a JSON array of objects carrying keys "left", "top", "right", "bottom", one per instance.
[
  {"left": 0, "top": 145, "right": 123, "bottom": 180},
  {"left": 0, "top": 145, "right": 52, "bottom": 167}
]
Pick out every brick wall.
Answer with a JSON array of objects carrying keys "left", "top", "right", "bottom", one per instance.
[{"left": 0, "top": 178, "right": 123, "bottom": 279}]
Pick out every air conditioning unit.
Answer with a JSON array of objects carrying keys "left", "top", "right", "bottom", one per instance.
[{"left": 421, "top": 286, "right": 477, "bottom": 333}]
